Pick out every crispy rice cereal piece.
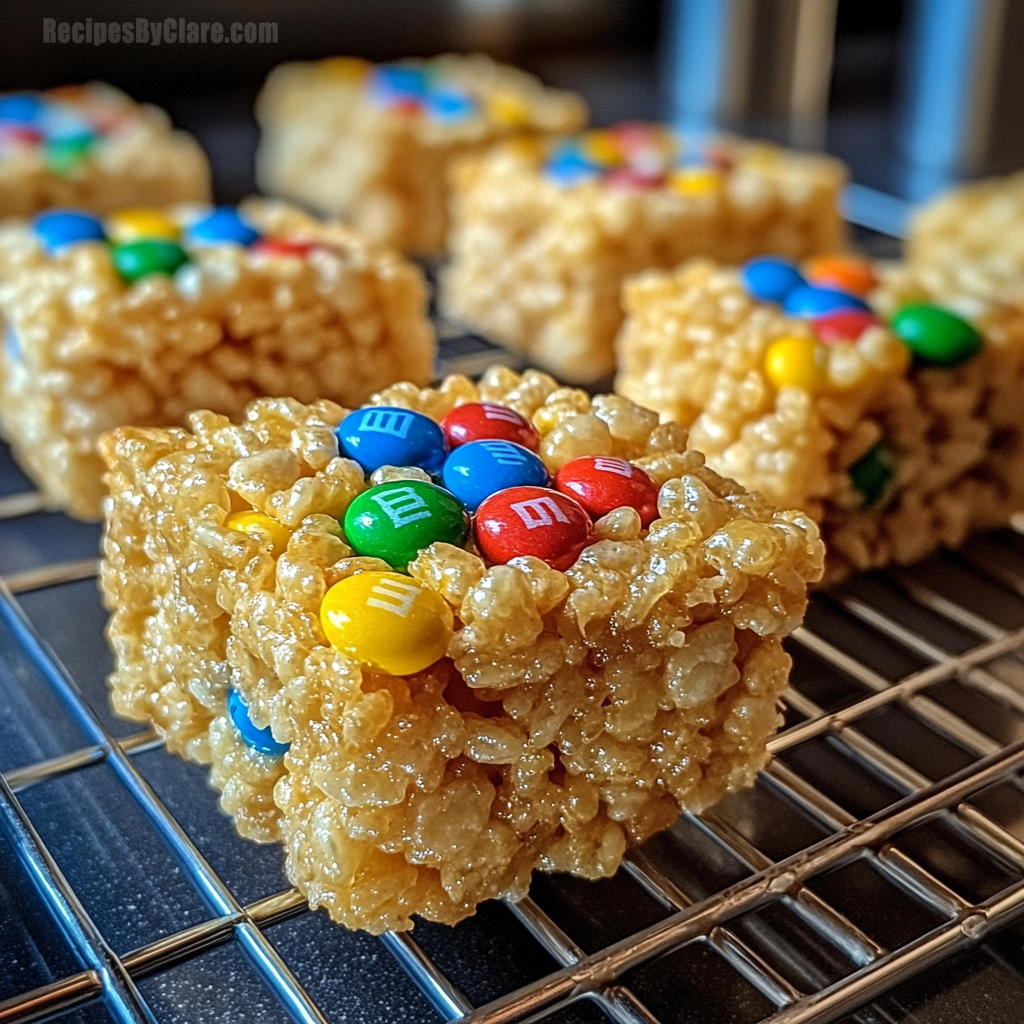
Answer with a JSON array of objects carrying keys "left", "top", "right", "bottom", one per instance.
[
  {"left": 0, "top": 199, "right": 434, "bottom": 519},
  {"left": 440, "top": 130, "right": 846, "bottom": 383},
  {"left": 616, "top": 259, "right": 1024, "bottom": 583},
  {"left": 255, "top": 54, "right": 586, "bottom": 255},
  {"left": 907, "top": 170, "right": 1024, "bottom": 306},
  {"left": 0, "top": 83, "right": 209, "bottom": 216},
  {"left": 100, "top": 367, "right": 823, "bottom": 932}
]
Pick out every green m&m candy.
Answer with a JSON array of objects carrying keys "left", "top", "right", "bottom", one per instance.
[
  {"left": 343, "top": 480, "right": 469, "bottom": 570},
  {"left": 890, "top": 303, "right": 982, "bottom": 368},
  {"left": 850, "top": 442, "right": 894, "bottom": 508},
  {"left": 111, "top": 239, "right": 190, "bottom": 283},
  {"left": 45, "top": 134, "right": 96, "bottom": 175}
]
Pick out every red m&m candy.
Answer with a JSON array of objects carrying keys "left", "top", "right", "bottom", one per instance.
[
  {"left": 610, "top": 121, "right": 660, "bottom": 156},
  {"left": 475, "top": 486, "right": 593, "bottom": 571},
  {"left": 441, "top": 402, "right": 540, "bottom": 451},
  {"left": 554, "top": 456, "right": 660, "bottom": 527},
  {"left": 250, "top": 238, "right": 320, "bottom": 258},
  {"left": 0, "top": 125, "right": 42, "bottom": 146},
  {"left": 813, "top": 309, "right": 881, "bottom": 344},
  {"left": 604, "top": 167, "right": 667, "bottom": 190},
  {"left": 392, "top": 98, "right": 422, "bottom": 116}
]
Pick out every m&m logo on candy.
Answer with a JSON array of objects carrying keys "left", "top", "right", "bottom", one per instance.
[
  {"left": 475, "top": 485, "right": 593, "bottom": 570},
  {"left": 320, "top": 571, "right": 455, "bottom": 675},
  {"left": 441, "top": 402, "right": 540, "bottom": 451},
  {"left": 442, "top": 439, "right": 548, "bottom": 511},
  {"left": 554, "top": 456, "right": 659, "bottom": 526},
  {"left": 343, "top": 480, "right": 469, "bottom": 569},
  {"left": 337, "top": 406, "right": 449, "bottom": 476}
]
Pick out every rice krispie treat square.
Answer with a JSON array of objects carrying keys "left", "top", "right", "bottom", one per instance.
[
  {"left": 0, "top": 83, "right": 210, "bottom": 216},
  {"left": 0, "top": 199, "right": 434, "bottom": 519},
  {"left": 100, "top": 366, "right": 823, "bottom": 932},
  {"left": 440, "top": 125, "right": 847, "bottom": 383},
  {"left": 907, "top": 170, "right": 1024, "bottom": 306},
  {"left": 255, "top": 53, "right": 586, "bottom": 255},
  {"left": 615, "top": 253, "right": 1024, "bottom": 582}
]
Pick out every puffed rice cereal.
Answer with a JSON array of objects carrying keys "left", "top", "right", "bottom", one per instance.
[
  {"left": 0, "top": 83, "right": 209, "bottom": 216},
  {"left": 255, "top": 54, "right": 586, "bottom": 255},
  {"left": 100, "top": 366, "right": 824, "bottom": 933},
  {"left": 0, "top": 198, "right": 435, "bottom": 519},
  {"left": 907, "top": 170, "right": 1024, "bottom": 306},
  {"left": 616, "top": 255, "right": 1024, "bottom": 583},
  {"left": 440, "top": 125, "right": 846, "bottom": 383}
]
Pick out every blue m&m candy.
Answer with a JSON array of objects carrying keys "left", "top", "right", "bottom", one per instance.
[
  {"left": 426, "top": 88, "right": 477, "bottom": 121},
  {"left": 783, "top": 284, "right": 870, "bottom": 318},
  {"left": 227, "top": 688, "right": 289, "bottom": 757},
  {"left": 442, "top": 439, "right": 548, "bottom": 512},
  {"left": 41, "top": 106, "right": 94, "bottom": 141},
  {"left": 186, "top": 207, "right": 261, "bottom": 247},
  {"left": 33, "top": 209, "right": 106, "bottom": 253},
  {"left": 740, "top": 257, "right": 805, "bottom": 304},
  {"left": 337, "top": 406, "right": 449, "bottom": 476},
  {"left": 5, "top": 326, "right": 21, "bottom": 362},
  {"left": 371, "top": 65, "right": 430, "bottom": 103},
  {"left": 545, "top": 145, "right": 602, "bottom": 187},
  {"left": 0, "top": 94, "right": 45, "bottom": 125}
]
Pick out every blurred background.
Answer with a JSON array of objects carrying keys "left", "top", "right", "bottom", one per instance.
[{"left": 2, "top": 0, "right": 1022, "bottom": 233}]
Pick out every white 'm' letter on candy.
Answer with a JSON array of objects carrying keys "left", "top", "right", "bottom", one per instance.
[
  {"left": 592, "top": 457, "right": 632, "bottom": 477},
  {"left": 482, "top": 404, "right": 525, "bottom": 424},
  {"left": 360, "top": 409, "right": 413, "bottom": 438},
  {"left": 371, "top": 486, "right": 432, "bottom": 527},
  {"left": 510, "top": 495, "right": 570, "bottom": 529},
  {"left": 480, "top": 441, "right": 527, "bottom": 465},
  {"left": 366, "top": 578, "right": 421, "bottom": 617}
]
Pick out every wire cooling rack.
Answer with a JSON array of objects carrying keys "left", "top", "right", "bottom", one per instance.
[{"left": 7, "top": 257, "right": 1024, "bottom": 1024}]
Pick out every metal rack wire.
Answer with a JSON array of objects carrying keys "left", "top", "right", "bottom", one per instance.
[{"left": 4, "top": 322, "right": 1024, "bottom": 1024}]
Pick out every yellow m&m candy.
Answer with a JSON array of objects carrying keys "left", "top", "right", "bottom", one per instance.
[
  {"left": 582, "top": 130, "right": 622, "bottom": 166},
  {"left": 318, "top": 56, "right": 372, "bottom": 83},
  {"left": 669, "top": 168, "right": 722, "bottom": 197},
  {"left": 224, "top": 510, "right": 291, "bottom": 558},
  {"left": 107, "top": 208, "right": 181, "bottom": 244},
  {"left": 764, "top": 336, "right": 827, "bottom": 392},
  {"left": 487, "top": 90, "right": 531, "bottom": 127},
  {"left": 320, "top": 571, "right": 454, "bottom": 676}
]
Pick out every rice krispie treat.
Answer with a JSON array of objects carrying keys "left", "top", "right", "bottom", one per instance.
[
  {"left": 255, "top": 54, "right": 586, "bottom": 255},
  {"left": 0, "top": 199, "right": 434, "bottom": 519},
  {"left": 616, "top": 253, "right": 1024, "bottom": 582},
  {"left": 907, "top": 170, "right": 1024, "bottom": 306},
  {"left": 440, "top": 125, "right": 847, "bottom": 383},
  {"left": 100, "top": 366, "right": 824, "bottom": 932},
  {"left": 0, "top": 84, "right": 209, "bottom": 216}
]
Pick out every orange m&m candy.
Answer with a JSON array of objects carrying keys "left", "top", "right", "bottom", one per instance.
[{"left": 804, "top": 254, "right": 877, "bottom": 297}]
